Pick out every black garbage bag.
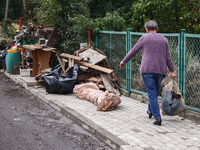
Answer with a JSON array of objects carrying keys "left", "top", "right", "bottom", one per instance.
[
  {"left": 43, "top": 64, "right": 79, "bottom": 94},
  {"left": 161, "top": 80, "right": 187, "bottom": 116},
  {"left": 0, "top": 48, "right": 8, "bottom": 71}
]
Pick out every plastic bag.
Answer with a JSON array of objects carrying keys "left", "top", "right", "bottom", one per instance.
[
  {"left": 0, "top": 49, "right": 7, "bottom": 70},
  {"left": 43, "top": 64, "right": 79, "bottom": 94},
  {"left": 73, "top": 82, "right": 121, "bottom": 111},
  {"left": 161, "top": 80, "right": 187, "bottom": 116}
]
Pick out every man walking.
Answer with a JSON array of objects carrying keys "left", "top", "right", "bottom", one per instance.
[{"left": 120, "top": 20, "right": 176, "bottom": 126}]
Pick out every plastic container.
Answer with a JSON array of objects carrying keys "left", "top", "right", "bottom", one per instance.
[
  {"left": 6, "top": 52, "right": 22, "bottom": 73},
  {"left": 22, "top": 37, "right": 38, "bottom": 45},
  {"left": 7, "top": 48, "right": 18, "bottom": 53},
  {"left": 20, "top": 68, "right": 31, "bottom": 77}
]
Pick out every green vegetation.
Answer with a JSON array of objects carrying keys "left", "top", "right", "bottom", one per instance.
[
  {"left": 0, "top": 0, "right": 200, "bottom": 53},
  {"left": 0, "top": 0, "right": 23, "bottom": 21},
  {"left": 140, "top": 99, "right": 145, "bottom": 103}
]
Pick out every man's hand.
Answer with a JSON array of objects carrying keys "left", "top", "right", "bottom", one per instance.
[
  {"left": 119, "top": 61, "right": 126, "bottom": 68},
  {"left": 171, "top": 72, "right": 177, "bottom": 80}
]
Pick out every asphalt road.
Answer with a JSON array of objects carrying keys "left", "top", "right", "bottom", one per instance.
[{"left": 0, "top": 73, "right": 113, "bottom": 150}]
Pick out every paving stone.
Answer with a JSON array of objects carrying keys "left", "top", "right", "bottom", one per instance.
[{"left": 6, "top": 73, "right": 200, "bottom": 150}]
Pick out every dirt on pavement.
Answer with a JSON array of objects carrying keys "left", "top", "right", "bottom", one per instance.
[{"left": 0, "top": 73, "right": 113, "bottom": 150}]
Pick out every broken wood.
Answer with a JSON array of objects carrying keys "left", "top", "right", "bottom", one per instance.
[
  {"left": 77, "top": 73, "right": 93, "bottom": 81},
  {"left": 86, "top": 77, "right": 103, "bottom": 84},
  {"left": 76, "top": 61, "right": 113, "bottom": 74},
  {"left": 79, "top": 65, "right": 89, "bottom": 72},
  {"left": 62, "top": 58, "right": 75, "bottom": 76},
  {"left": 100, "top": 73, "right": 120, "bottom": 95},
  {"left": 56, "top": 54, "right": 65, "bottom": 73},
  {"left": 78, "top": 48, "right": 107, "bottom": 65},
  {"left": 74, "top": 46, "right": 90, "bottom": 55},
  {"left": 60, "top": 53, "right": 83, "bottom": 61}
]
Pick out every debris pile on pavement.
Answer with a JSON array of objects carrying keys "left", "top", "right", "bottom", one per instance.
[
  {"left": 1, "top": 23, "right": 122, "bottom": 111},
  {"left": 58, "top": 46, "right": 121, "bottom": 95},
  {"left": 40, "top": 46, "right": 122, "bottom": 111}
]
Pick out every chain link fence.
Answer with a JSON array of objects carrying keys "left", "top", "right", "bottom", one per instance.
[
  {"left": 96, "top": 30, "right": 200, "bottom": 112},
  {"left": 130, "top": 33, "right": 180, "bottom": 96},
  {"left": 97, "top": 31, "right": 127, "bottom": 88},
  {"left": 185, "top": 34, "right": 200, "bottom": 111}
]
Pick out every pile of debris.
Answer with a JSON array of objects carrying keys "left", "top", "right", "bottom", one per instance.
[
  {"left": 58, "top": 46, "right": 121, "bottom": 95},
  {"left": 36, "top": 46, "right": 122, "bottom": 111}
]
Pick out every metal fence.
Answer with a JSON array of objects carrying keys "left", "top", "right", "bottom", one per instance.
[{"left": 96, "top": 29, "right": 200, "bottom": 112}]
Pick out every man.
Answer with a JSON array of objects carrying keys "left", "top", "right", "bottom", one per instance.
[{"left": 120, "top": 20, "right": 176, "bottom": 126}]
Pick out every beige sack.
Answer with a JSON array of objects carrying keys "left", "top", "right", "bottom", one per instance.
[{"left": 73, "top": 82, "right": 121, "bottom": 111}]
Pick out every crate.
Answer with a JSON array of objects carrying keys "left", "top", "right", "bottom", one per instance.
[{"left": 20, "top": 68, "right": 31, "bottom": 77}]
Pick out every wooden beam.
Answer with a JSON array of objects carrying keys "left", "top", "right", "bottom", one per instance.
[
  {"left": 60, "top": 53, "right": 83, "bottom": 61},
  {"left": 100, "top": 73, "right": 120, "bottom": 95},
  {"left": 56, "top": 54, "right": 65, "bottom": 73},
  {"left": 76, "top": 61, "right": 113, "bottom": 74},
  {"left": 23, "top": 45, "right": 42, "bottom": 51},
  {"left": 100, "top": 73, "right": 113, "bottom": 92},
  {"left": 79, "top": 65, "right": 89, "bottom": 72},
  {"left": 77, "top": 73, "right": 93, "bottom": 81},
  {"left": 74, "top": 46, "right": 90, "bottom": 55}
]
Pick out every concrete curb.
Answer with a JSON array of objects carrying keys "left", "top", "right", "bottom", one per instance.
[{"left": 4, "top": 72, "right": 129, "bottom": 150}]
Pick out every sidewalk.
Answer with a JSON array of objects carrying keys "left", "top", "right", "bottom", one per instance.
[{"left": 5, "top": 73, "right": 200, "bottom": 150}]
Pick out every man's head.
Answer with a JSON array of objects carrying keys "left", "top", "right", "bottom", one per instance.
[{"left": 144, "top": 20, "right": 158, "bottom": 33}]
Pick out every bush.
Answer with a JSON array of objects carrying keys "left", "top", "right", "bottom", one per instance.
[{"left": 0, "top": 34, "right": 12, "bottom": 49}]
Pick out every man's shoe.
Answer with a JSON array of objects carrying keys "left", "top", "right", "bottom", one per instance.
[
  {"left": 147, "top": 111, "right": 153, "bottom": 119},
  {"left": 153, "top": 118, "right": 162, "bottom": 126}
]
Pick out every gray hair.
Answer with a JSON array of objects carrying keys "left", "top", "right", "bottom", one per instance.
[{"left": 144, "top": 20, "right": 158, "bottom": 31}]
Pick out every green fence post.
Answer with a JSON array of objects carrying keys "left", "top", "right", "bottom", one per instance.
[
  {"left": 179, "top": 30, "right": 183, "bottom": 93},
  {"left": 180, "top": 29, "right": 186, "bottom": 101},
  {"left": 109, "top": 34, "right": 112, "bottom": 66},
  {"left": 127, "top": 28, "right": 132, "bottom": 96}
]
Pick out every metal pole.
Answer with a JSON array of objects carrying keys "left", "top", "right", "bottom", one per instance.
[
  {"left": 180, "top": 29, "right": 186, "bottom": 104},
  {"left": 181, "top": 29, "right": 186, "bottom": 103},
  {"left": 5, "top": 0, "right": 9, "bottom": 19},
  {"left": 127, "top": 28, "right": 132, "bottom": 96},
  {"left": 88, "top": 27, "right": 91, "bottom": 47},
  {"left": 95, "top": 34, "right": 98, "bottom": 48}
]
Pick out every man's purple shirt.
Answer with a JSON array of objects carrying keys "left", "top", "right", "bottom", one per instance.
[{"left": 122, "top": 32, "right": 174, "bottom": 76}]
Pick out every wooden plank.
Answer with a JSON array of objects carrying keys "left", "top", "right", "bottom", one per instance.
[
  {"left": 76, "top": 61, "right": 113, "bottom": 74},
  {"left": 86, "top": 77, "right": 103, "bottom": 83},
  {"left": 100, "top": 73, "right": 113, "bottom": 92},
  {"left": 31, "top": 51, "right": 39, "bottom": 77},
  {"left": 23, "top": 45, "right": 42, "bottom": 51},
  {"left": 56, "top": 54, "right": 65, "bottom": 73},
  {"left": 37, "top": 50, "right": 52, "bottom": 74},
  {"left": 42, "top": 48, "right": 56, "bottom": 52},
  {"left": 74, "top": 46, "right": 90, "bottom": 55},
  {"left": 77, "top": 73, "right": 93, "bottom": 81},
  {"left": 100, "top": 73, "right": 120, "bottom": 95},
  {"left": 60, "top": 53, "right": 83, "bottom": 61},
  {"left": 78, "top": 48, "right": 107, "bottom": 64},
  {"left": 79, "top": 65, "right": 88, "bottom": 72}
]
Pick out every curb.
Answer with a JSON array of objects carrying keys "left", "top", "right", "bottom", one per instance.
[{"left": 4, "top": 72, "right": 129, "bottom": 150}]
